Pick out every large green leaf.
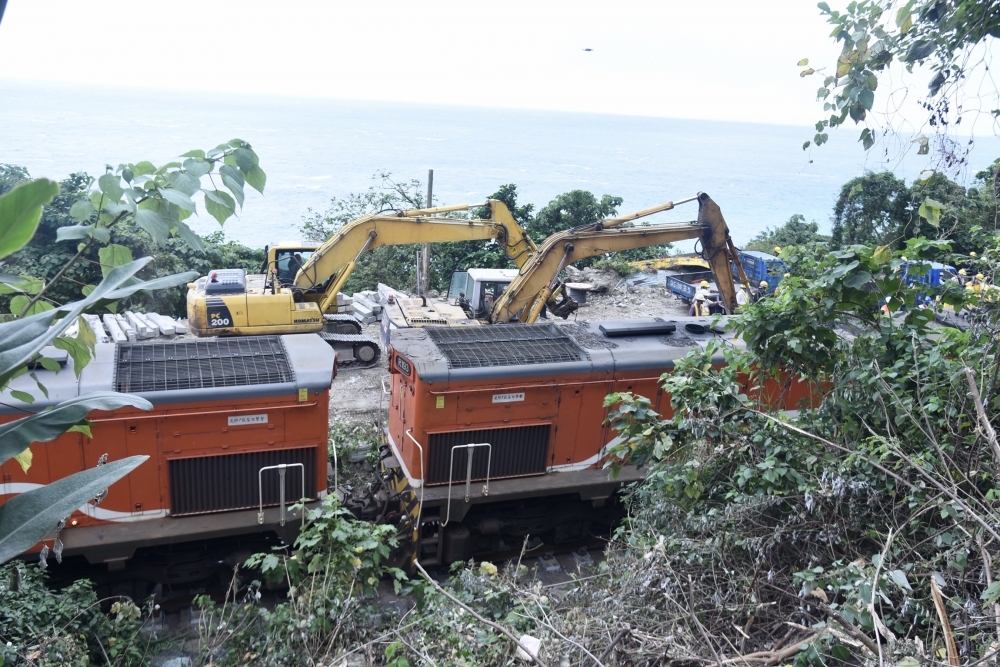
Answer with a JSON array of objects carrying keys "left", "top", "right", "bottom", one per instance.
[
  {"left": 171, "top": 220, "right": 205, "bottom": 252},
  {"left": 0, "top": 392, "right": 152, "bottom": 467},
  {"left": 245, "top": 164, "right": 267, "bottom": 194},
  {"left": 97, "top": 173, "right": 123, "bottom": 203},
  {"left": 134, "top": 208, "right": 171, "bottom": 243},
  {"left": 918, "top": 197, "right": 943, "bottom": 228},
  {"left": 10, "top": 294, "right": 53, "bottom": 316},
  {"left": 167, "top": 171, "right": 201, "bottom": 196},
  {"left": 183, "top": 158, "right": 211, "bottom": 179},
  {"left": 233, "top": 147, "right": 256, "bottom": 173},
  {"left": 0, "top": 455, "right": 149, "bottom": 564},
  {"left": 69, "top": 200, "right": 96, "bottom": 222},
  {"left": 56, "top": 224, "right": 111, "bottom": 243},
  {"left": 0, "top": 179, "right": 59, "bottom": 260},
  {"left": 204, "top": 189, "right": 236, "bottom": 225},
  {"left": 0, "top": 274, "right": 42, "bottom": 295},
  {"left": 219, "top": 165, "right": 245, "bottom": 208},
  {"left": 0, "top": 258, "right": 152, "bottom": 384},
  {"left": 97, "top": 244, "right": 134, "bottom": 278},
  {"left": 159, "top": 187, "right": 197, "bottom": 213}
]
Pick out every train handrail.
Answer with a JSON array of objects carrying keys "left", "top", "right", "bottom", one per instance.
[
  {"left": 257, "top": 463, "right": 306, "bottom": 528},
  {"left": 404, "top": 429, "right": 426, "bottom": 530},
  {"left": 442, "top": 442, "right": 492, "bottom": 527}
]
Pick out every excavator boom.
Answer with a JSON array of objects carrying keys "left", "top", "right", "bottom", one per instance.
[
  {"left": 293, "top": 200, "right": 537, "bottom": 312},
  {"left": 491, "top": 192, "right": 746, "bottom": 323}
]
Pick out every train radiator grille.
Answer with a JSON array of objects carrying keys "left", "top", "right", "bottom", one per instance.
[
  {"left": 168, "top": 447, "right": 317, "bottom": 516},
  {"left": 115, "top": 337, "right": 293, "bottom": 392},
  {"left": 424, "top": 324, "right": 588, "bottom": 369},
  {"left": 425, "top": 424, "right": 550, "bottom": 486}
]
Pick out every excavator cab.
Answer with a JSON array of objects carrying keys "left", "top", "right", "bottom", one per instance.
[
  {"left": 273, "top": 248, "right": 315, "bottom": 286},
  {"left": 263, "top": 242, "right": 320, "bottom": 288},
  {"left": 451, "top": 268, "right": 518, "bottom": 319}
]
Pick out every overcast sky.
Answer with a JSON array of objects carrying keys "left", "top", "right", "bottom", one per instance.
[{"left": 0, "top": 1, "right": 852, "bottom": 126}]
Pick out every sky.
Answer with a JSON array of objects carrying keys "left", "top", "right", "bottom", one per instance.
[{"left": 0, "top": 0, "right": 851, "bottom": 126}]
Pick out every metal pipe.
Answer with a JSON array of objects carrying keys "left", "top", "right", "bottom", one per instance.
[
  {"left": 443, "top": 442, "right": 492, "bottom": 527},
  {"left": 257, "top": 462, "right": 306, "bottom": 528},
  {"left": 404, "top": 429, "right": 426, "bottom": 530},
  {"left": 330, "top": 438, "right": 338, "bottom": 491},
  {"left": 399, "top": 202, "right": 481, "bottom": 217},
  {"left": 601, "top": 195, "right": 698, "bottom": 228}
]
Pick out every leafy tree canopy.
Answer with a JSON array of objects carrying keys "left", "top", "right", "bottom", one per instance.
[
  {"left": 528, "top": 190, "right": 623, "bottom": 239},
  {"left": 745, "top": 214, "right": 830, "bottom": 253},
  {"left": 803, "top": 0, "right": 1000, "bottom": 164}
]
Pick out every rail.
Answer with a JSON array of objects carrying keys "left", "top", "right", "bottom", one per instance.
[
  {"left": 257, "top": 463, "right": 306, "bottom": 528},
  {"left": 442, "top": 442, "right": 492, "bottom": 527}
]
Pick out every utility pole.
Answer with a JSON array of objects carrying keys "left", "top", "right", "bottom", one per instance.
[{"left": 420, "top": 169, "right": 433, "bottom": 296}]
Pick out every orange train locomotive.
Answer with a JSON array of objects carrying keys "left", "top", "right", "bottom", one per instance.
[
  {"left": 383, "top": 317, "right": 817, "bottom": 567},
  {"left": 0, "top": 334, "right": 334, "bottom": 589}
]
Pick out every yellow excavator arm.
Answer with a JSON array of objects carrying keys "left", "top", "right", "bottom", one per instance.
[
  {"left": 292, "top": 200, "right": 537, "bottom": 313},
  {"left": 490, "top": 192, "right": 749, "bottom": 323}
]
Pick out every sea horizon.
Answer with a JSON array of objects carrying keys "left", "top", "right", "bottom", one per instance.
[{"left": 3, "top": 78, "right": 999, "bottom": 251}]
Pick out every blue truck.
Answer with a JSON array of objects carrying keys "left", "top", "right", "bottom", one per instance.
[
  {"left": 666, "top": 250, "right": 788, "bottom": 302},
  {"left": 902, "top": 261, "right": 958, "bottom": 286}
]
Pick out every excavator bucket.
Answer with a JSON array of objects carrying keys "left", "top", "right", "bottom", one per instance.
[{"left": 696, "top": 193, "right": 742, "bottom": 314}]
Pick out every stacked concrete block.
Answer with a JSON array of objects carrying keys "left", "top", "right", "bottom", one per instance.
[
  {"left": 114, "top": 314, "right": 138, "bottom": 341},
  {"left": 82, "top": 314, "right": 112, "bottom": 344},
  {"left": 125, "top": 312, "right": 156, "bottom": 339},
  {"left": 102, "top": 314, "right": 128, "bottom": 343},
  {"left": 350, "top": 291, "right": 385, "bottom": 324},
  {"left": 145, "top": 313, "right": 177, "bottom": 337}
]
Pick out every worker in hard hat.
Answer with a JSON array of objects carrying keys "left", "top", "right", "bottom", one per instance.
[
  {"left": 974, "top": 273, "right": 987, "bottom": 293},
  {"left": 690, "top": 280, "right": 719, "bottom": 316},
  {"left": 751, "top": 280, "right": 768, "bottom": 302},
  {"left": 958, "top": 268, "right": 968, "bottom": 286},
  {"left": 736, "top": 282, "right": 752, "bottom": 307},
  {"left": 690, "top": 287, "right": 709, "bottom": 316}
]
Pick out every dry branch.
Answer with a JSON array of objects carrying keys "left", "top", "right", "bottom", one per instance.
[
  {"left": 414, "top": 560, "right": 549, "bottom": 667},
  {"left": 965, "top": 368, "right": 1000, "bottom": 469}
]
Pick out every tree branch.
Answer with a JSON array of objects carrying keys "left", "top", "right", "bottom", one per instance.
[
  {"left": 965, "top": 367, "right": 1000, "bottom": 470},
  {"left": 413, "top": 561, "right": 549, "bottom": 667}
]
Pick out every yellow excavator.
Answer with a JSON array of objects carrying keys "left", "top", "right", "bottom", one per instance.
[
  {"left": 185, "top": 200, "right": 537, "bottom": 363},
  {"left": 490, "top": 192, "right": 747, "bottom": 323}
]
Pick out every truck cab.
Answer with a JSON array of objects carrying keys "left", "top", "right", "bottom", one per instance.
[
  {"left": 735, "top": 251, "right": 787, "bottom": 294},
  {"left": 448, "top": 268, "right": 520, "bottom": 319}
]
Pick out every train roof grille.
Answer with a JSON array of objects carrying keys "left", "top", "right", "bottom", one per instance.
[
  {"left": 114, "top": 337, "right": 293, "bottom": 392},
  {"left": 425, "top": 324, "right": 588, "bottom": 369}
]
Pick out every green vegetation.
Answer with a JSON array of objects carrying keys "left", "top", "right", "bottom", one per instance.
[
  {"left": 831, "top": 162, "right": 1000, "bottom": 251},
  {"left": 745, "top": 213, "right": 830, "bottom": 253},
  {"left": 802, "top": 0, "right": 1000, "bottom": 159},
  {"left": 0, "top": 563, "right": 151, "bottom": 667},
  {"left": 0, "top": 165, "right": 263, "bottom": 318},
  {"left": 0, "top": 142, "right": 267, "bottom": 664}
]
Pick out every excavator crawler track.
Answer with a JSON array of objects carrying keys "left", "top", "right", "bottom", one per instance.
[
  {"left": 323, "top": 313, "right": 363, "bottom": 335},
  {"left": 319, "top": 332, "right": 382, "bottom": 367}
]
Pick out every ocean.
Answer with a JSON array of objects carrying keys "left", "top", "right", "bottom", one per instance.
[{"left": 3, "top": 79, "right": 999, "bottom": 252}]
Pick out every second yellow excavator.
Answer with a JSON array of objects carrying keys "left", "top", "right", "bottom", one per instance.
[
  {"left": 490, "top": 192, "right": 748, "bottom": 323},
  {"left": 382, "top": 192, "right": 747, "bottom": 333}
]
